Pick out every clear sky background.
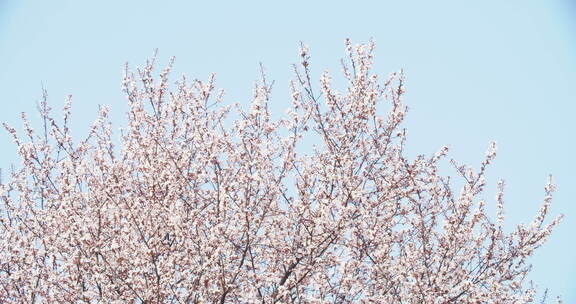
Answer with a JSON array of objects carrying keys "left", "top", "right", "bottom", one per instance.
[{"left": 0, "top": 1, "right": 574, "bottom": 301}]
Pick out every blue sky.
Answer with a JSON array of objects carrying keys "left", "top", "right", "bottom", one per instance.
[{"left": 1, "top": 1, "right": 575, "bottom": 301}]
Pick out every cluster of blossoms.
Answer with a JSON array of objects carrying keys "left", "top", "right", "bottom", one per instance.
[{"left": 0, "top": 41, "right": 561, "bottom": 303}]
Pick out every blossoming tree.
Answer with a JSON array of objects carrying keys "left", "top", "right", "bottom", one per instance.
[{"left": 0, "top": 41, "right": 561, "bottom": 303}]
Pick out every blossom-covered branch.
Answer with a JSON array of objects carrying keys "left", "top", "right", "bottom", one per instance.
[{"left": 0, "top": 40, "right": 561, "bottom": 303}]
